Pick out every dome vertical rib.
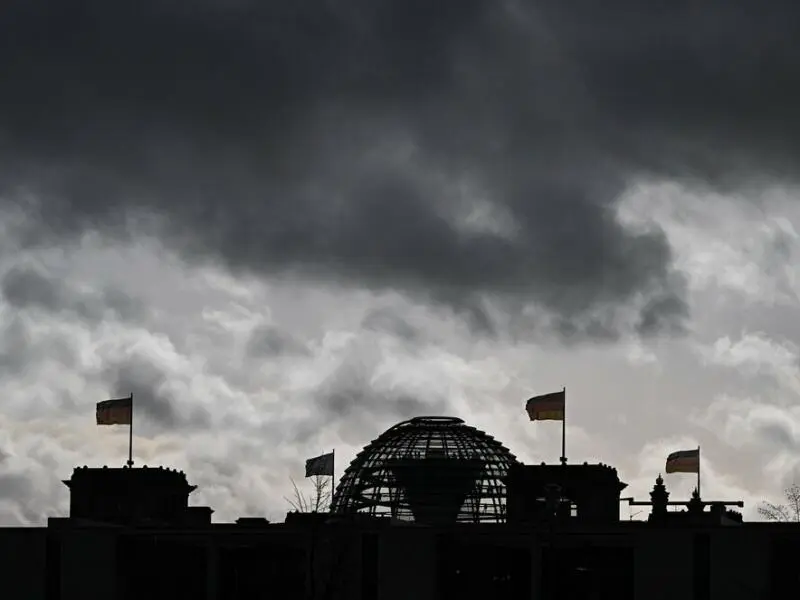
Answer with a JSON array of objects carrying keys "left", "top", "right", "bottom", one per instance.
[{"left": 330, "top": 416, "right": 519, "bottom": 524}]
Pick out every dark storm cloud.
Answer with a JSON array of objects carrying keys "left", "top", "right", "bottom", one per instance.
[
  {"left": 361, "top": 307, "right": 421, "bottom": 343},
  {"left": 292, "top": 345, "right": 450, "bottom": 444},
  {"left": 1, "top": 265, "right": 145, "bottom": 322},
  {"left": 636, "top": 286, "right": 691, "bottom": 337},
  {"left": 758, "top": 421, "right": 798, "bottom": 451},
  {"left": 0, "top": 471, "right": 43, "bottom": 525},
  {"left": 104, "top": 357, "right": 211, "bottom": 431},
  {"left": 2, "top": 1, "right": 798, "bottom": 338},
  {"left": 246, "top": 324, "right": 310, "bottom": 358},
  {"left": 0, "top": 315, "right": 78, "bottom": 379},
  {"left": 0, "top": 317, "right": 37, "bottom": 378},
  {"left": 0, "top": 473, "right": 34, "bottom": 502},
  {"left": 319, "top": 355, "right": 449, "bottom": 420}
]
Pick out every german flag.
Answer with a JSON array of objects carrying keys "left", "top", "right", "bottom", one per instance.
[
  {"left": 525, "top": 390, "right": 565, "bottom": 421},
  {"left": 96, "top": 396, "right": 132, "bottom": 426},
  {"left": 665, "top": 448, "right": 700, "bottom": 474},
  {"left": 305, "top": 452, "right": 334, "bottom": 477}
]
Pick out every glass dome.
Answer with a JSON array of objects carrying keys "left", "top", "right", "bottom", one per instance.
[{"left": 330, "top": 416, "right": 519, "bottom": 524}]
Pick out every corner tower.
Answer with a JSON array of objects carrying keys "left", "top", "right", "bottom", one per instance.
[{"left": 62, "top": 465, "right": 212, "bottom": 526}]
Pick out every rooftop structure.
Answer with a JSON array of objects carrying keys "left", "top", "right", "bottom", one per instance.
[
  {"left": 505, "top": 462, "right": 628, "bottom": 524},
  {"left": 62, "top": 465, "right": 212, "bottom": 526},
  {"left": 331, "top": 416, "right": 520, "bottom": 524}
]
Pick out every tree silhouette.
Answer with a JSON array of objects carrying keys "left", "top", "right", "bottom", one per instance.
[
  {"left": 285, "top": 476, "right": 333, "bottom": 513},
  {"left": 283, "top": 476, "right": 340, "bottom": 600},
  {"left": 758, "top": 484, "right": 800, "bottom": 522}
]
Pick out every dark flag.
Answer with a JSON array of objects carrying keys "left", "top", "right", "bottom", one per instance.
[
  {"left": 96, "top": 397, "right": 132, "bottom": 426},
  {"left": 665, "top": 448, "right": 700, "bottom": 474},
  {"left": 525, "top": 390, "right": 566, "bottom": 421},
  {"left": 305, "top": 452, "right": 334, "bottom": 477}
]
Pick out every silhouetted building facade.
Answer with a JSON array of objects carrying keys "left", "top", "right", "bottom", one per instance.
[
  {"left": 505, "top": 462, "right": 628, "bottom": 524},
  {"left": 63, "top": 465, "right": 212, "bottom": 526},
  {"left": 1, "top": 416, "right": 799, "bottom": 599}
]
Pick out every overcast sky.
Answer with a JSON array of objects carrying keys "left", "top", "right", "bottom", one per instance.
[{"left": 1, "top": 0, "right": 799, "bottom": 524}]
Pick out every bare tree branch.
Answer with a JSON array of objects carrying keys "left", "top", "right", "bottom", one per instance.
[
  {"left": 285, "top": 476, "right": 333, "bottom": 513},
  {"left": 313, "top": 475, "right": 333, "bottom": 512},
  {"left": 758, "top": 484, "right": 800, "bottom": 522},
  {"left": 284, "top": 477, "right": 310, "bottom": 513}
]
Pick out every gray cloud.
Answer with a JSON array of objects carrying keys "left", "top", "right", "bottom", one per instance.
[
  {"left": 0, "top": 315, "right": 78, "bottom": 381},
  {"left": 636, "top": 288, "right": 691, "bottom": 337},
  {"left": 1, "top": 267, "right": 64, "bottom": 313},
  {"left": 0, "top": 472, "right": 43, "bottom": 525},
  {"left": 295, "top": 341, "right": 451, "bottom": 445},
  {"left": 103, "top": 356, "right": 211, "bottom": 431},
  {"left": 321, "top": 368, "right": 448, "bottom": 424},
  {"left": 757, "top": 421, "right": 798, "bottom": 451},
  {"left": 360, "top": 307, "right": 421, "bottom": 343},
  {"left": 9, "top": 0, "right": 785, "bottom": 338},
  {"left": 0, "top": 317, "right": 37, "bottom": 378},
  {"left": 246, "top": 324, "right": 310, "bottom": 358},
  {"left": 0, "top": 473, "right": 33, "bottom": 503},
  {"left": 1, "top": 224, "right": 797, "bottom": 522},
  {"left": 1, "top": 265, "right": 145, "bottom": 322}
]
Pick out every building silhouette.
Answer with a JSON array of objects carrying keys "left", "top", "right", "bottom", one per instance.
[
  {"left": 331, "top": 416, "right": 518, "bottom": 524},
  {"left": 1, "top": 415, "right": 799, "bottom": 599}
]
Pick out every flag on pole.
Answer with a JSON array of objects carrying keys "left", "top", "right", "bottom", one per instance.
[
  {"left": 96, "top": 397, "right": 132, "bottom": 426},
  {"left": 665, "top": 448, "right": 700, "bottom": 474},
  {"left": 305, "top": 452, "right": 334, "bottom": 477},
  {"left": 525, "top": 390, "right": 565, "bottom": 421}
]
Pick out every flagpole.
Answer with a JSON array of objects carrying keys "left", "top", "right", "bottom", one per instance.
[
  {"left": 127, "top": 393, "right": 134, "bottom": 468},
  {"left": 330, "top": 449, "right": 335, "bottom": 511},
  {"left": 560, "top": 386, "right": 567, "bottom": 465},
  {"left": 696, "top": 445, "right": 701, "bottom": 498}
]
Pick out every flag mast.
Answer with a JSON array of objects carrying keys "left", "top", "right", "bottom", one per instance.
[
  {"left": 525, "top": 389, "right": 568, "bottom": 464},
  {"left": 127, "top": 392, "right": 134, "bottom": 467},
  {"left": 696, "top": 445, "right": 701, "bottom": 498},
  {"left": 560, "top": 386, "right": 567, "bottom": 465},
  {"left": 330, "top": 448, "right": 335, "bottom": 511}
]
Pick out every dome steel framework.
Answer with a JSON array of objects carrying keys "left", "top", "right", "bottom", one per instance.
[{"left": 330, "top": 416, "right": 520, "bottom": 524}]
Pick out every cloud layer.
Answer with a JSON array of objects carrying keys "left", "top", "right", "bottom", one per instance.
[
  {"left": 1, "top": 1, "right": 799, "bottom": 525},
  {"left": 15, "top": 0, "right": 800, "bottom": 337}
]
